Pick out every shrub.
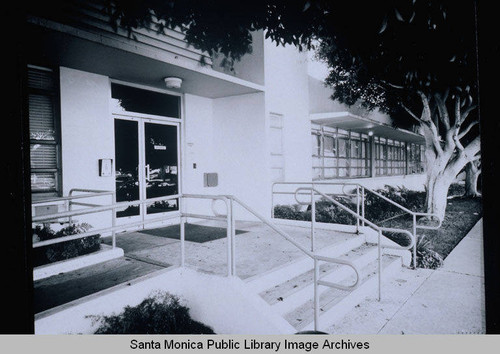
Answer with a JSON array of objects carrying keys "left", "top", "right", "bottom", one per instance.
[
  {"left": 415, "top": 235, "right": 444, "bottom": 269},
  {"left": 91, "top": 291, "right": 215, "bottom": 334},
  {"left": 447, "top": 183, "right": 465, "bottom": 197},
  {"left": 364, "top": 185, "right": 425, "bottom": 223},
  {"left": 32, "top": 223, "right": 101, "bottom": 267},
  {"left": 274, "top": 198, "right": 357, "bottom": 225},
  {"left": 273, "top": 204, "right": 305, "bottom": 221}
]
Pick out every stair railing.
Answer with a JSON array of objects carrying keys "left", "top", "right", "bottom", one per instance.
[
  {"left": 294, "top": 187, "right": 414, "bottom": 307},
  {"left": 222, "top": 194, "right": 360, "bottom": 332},
  {"left": 272, "top": 181, "right": 442, "bottom": 268}
]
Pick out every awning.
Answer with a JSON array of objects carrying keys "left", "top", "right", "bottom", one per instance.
[
  {"left": 311, "top": 112, "right": 425, "bottom": 144},
  {"left": 24, "top": 17, "right": 264, "bottom": 99}
]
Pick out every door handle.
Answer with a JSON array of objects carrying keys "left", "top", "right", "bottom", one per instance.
[{"left": 145, "top": 164, "right": 150, "bottom": 181}]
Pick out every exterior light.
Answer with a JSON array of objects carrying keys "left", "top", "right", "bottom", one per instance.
[
  {"left": 368, "top": 131, "right": 374, "bottom": 136},
  {"left": 164, "top": 77, "right": 183, "bottom": 89}
]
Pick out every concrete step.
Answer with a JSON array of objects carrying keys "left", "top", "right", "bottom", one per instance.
[
  {"left": 286, "top": 254, "right": 402, "bottom": 332},
  {"left": 260, "top": 244, "right": 379, "bottom": 316},
  {"left": 244, "top": 234, "right": 366, "bottom": 294}
]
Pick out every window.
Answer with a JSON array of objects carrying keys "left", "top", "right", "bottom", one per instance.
[
  {"left": 408, "top": 143, "right": 425, "bottom": 174},
  {"left": 111, "top": 83, "right": 181, "bottom": 118},
  {"left": 28, "top": 65, "right": 62, "bottom": 198},
  {"left": 312, "top": 127, "right": 370, "bottom": 179},
  {"left": 270, "top": 113, "right": 285, "bottom": 182},
  {"left": 312, "top": 125, "right": 425, "bottom": 179},
  {"left": 375, "top": 137, "right": 408, "bottom": 176}
]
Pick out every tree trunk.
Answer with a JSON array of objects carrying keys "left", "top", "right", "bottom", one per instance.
[
  {"left": 464, "top": 161, "right": 481, "bottom": 197},
  {"left": 425, "top": 170, "right": 453, "bottom": 222}
]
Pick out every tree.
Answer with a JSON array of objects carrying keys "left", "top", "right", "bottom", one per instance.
[
  {"left": 101, "top": 0, "right": 479, "bottom": 220},
  {"left": 465, "top": 160, "right": 481, "bottom": 197},
  {"left": 313, "top": 0, "right": 480, "bottom": 220}
]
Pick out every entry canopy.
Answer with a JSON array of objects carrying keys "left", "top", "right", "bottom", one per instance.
[
  {"left": 24, "top": 17, "right": 264, "bottom": 99},
  {"left": 311, "top": 112, "right": 425, "bottom": 144}
]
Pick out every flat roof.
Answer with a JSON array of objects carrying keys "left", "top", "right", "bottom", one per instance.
[{"left": 311, "top": 112, "right": 425, "bottom": 144}]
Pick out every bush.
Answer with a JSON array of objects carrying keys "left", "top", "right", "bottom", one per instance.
[
  {"left": 273, "top": 204, "right": 305, "bottom": 221},
  {"left": 32, "top": 223, "right": 101, "bottom": 267},
  {"left": 415, "top": 235, "right": 444, "bottom": 269},
  {"left": 274, "top": 198, "right": 357, "bottom": 225},
  {"left": 91, "top": 291, "right": 215, "bottom": 334},
  {"left": 363, "top": 185, "right": 425, "bottom": 223},
  {"left": 447, "top": 183, "right": 465, "bottom": 197}
]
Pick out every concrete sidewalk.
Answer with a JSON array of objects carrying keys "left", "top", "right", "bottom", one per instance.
[{"left": 328, "top": 219, "right": 485, "bottom": 334}]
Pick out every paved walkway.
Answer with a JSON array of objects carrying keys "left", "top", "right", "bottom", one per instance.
[
  {"left": 34, "top": 221, "right": 358, "bottom": 314},
  {"left": 328, "top": 219, "right": 485, "bottom": 334}
]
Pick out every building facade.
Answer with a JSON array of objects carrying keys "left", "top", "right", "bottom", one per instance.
[{"left": 27, "top": 0, "right": 427, "bottom": 229}]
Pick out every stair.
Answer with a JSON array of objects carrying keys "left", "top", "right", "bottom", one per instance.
[{"left": 246, "top": 234, "right": 406, "bottom": 333}]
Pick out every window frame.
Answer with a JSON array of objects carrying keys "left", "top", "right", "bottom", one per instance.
[{"left": 28, "top": 65, "right": 63, "bottom": 199}]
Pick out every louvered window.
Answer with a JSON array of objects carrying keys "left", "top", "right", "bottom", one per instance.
[{"left": 28, "top": 65, "right": 61, "bottom": 197}]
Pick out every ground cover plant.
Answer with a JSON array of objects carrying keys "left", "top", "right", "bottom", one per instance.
[
  {"left": 91, "top": 291, "right": 215, "bottom": 334},
  {"left": 273, "top": 184, "right": 482, "bottom": 269},
  {"left": 32, "top": 223, "right": 101, "bottom": 267}
]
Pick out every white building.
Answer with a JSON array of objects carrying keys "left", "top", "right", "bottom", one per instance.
[{"left": 27, "top": 1, "right": 426, "bottom": 229}]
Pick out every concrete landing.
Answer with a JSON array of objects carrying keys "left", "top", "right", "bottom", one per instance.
[{"left": 327, "top": 219, "right": 485, "bottom": 334}]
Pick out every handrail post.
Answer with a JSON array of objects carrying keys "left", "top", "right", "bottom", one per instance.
[
  {"left": 180, "top": 196, "right": 186, "bottom": 267},
  {"left": 226, "top": 198, "right": 232, "bottom": 277},
  {"left": 271, "top": 184, "right": 275, "bottom": 219},
  {"left": 310, "top": 188, "right": 316, "bottom": 252},
  {"left": 412, "top": 214, "right": 417, "bottom": 269},
  {"left": 230, "top": 197, "right": 236, "bottom": 276},
  {"left": 378, "top": 229, "right": 382, "bottom": 301},
  {"left": 361, "top": 186, "right": 365, "bottom": 227},
  {"left": 314, "top": 258, "right": 320, "bottom": 332},
  {"left": 67, "top": 199, "right": 72, "bottom": 225},
  {"left": 356, "top": 185, "right": 360, "bottom": 233},
  {"left": 111, "top": 192, "right": 116, "bottom": 249}
]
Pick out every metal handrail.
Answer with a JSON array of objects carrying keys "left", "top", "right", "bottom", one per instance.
[
  {"left": 293, "top": 186, "right": 416, "bottom": 307},
  {"left": 32, "top": 193, "right": 235, "bottom": 277},
  {"left": 272, "top": 181, "right": 443, "bottom": 268},
  {"left": 223, "top": 194, "right": 360, "bottom": 331}
]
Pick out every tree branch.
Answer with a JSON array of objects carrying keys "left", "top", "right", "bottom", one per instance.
[
  {"left": 458, "top": 120, "right": 479, "bottom": 139},
  {"left": 418, "top": 91, "right": 443, "bottom": 155},
  {"left": 400, "top": 103, "right": 424, "bottom": 124},
  {"left": 434, "top": 93, "right": 451, "bottom": 130},
  {"left": 460, "top": 104, "right": 477, "bottom": 122}
]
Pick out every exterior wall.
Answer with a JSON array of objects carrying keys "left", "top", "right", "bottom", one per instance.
[
  {"left": 212, "top": 31, "right": 265, "bottom": 86},
  {"left": 264, "top": 40, "right": 311, "bottom": 183},
  {"left": 59, "top": 67, "right": 114, "bottom": 231},
  {"left": 211, "top": 92, "right": 268, "bottom": 219}
]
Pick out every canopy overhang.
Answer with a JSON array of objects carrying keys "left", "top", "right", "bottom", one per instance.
[
  {"left": 24, "top": 17, "right": 264, "bottom": 99},
  {"left": 311, "top": 112, "right": 425, "bottom": 144}
]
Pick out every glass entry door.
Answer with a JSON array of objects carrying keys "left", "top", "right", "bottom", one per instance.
[{"left": 114, "top": 117, "right": 180, "bottom": 225}]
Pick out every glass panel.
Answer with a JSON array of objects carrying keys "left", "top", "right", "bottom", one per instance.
[
  {"left": 338, "top": 138, "right": 348, "bottom": 157},
  {"left": 28, "top": 67, "right": 55, "bottom": 91},
  {"left": 324, "top": 136, "right": 335, "bottom": 156},
  {"left": 324, "top": 157, "right": 337, "bottom": 167},
  {"left": 114, "top": 119, "right": 140, "bottom": 218},
  {"left": 351, "top": 140, "right": 360, "bottom": 158},
  {"left": 311, "top": 134, "right": 320, "bottom": 156},
  {"left": 31, "top": 172, "right": 56, "bottom": 192},
  {"left": 145, "top": 122, "right": 179, "bottom": 214},
  {"left": 30, "top": 144, "right": 57, "bottom": 169},
  {"left": 324, "top": 168, "right": 336, "bottom": 178},
  {"left": 29, "top": 94, "right": 56, "bottom": 140},
  {"left": 111, "top": 84, "right": 180, "bottom": 118}
]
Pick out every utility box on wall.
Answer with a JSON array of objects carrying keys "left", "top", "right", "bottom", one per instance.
[{"left": 204, "top": 173, "right": 218, "bottom": 187}]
